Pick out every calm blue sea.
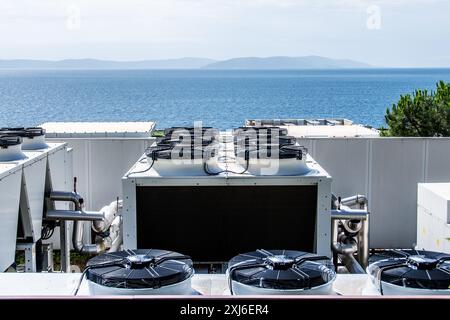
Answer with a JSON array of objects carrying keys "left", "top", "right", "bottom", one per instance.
[{"left": 1, "top": 69, "right": 450, "bottom": 130}]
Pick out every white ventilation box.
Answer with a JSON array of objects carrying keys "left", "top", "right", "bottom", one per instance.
[{"left": 417, "top": 183, "right": 450, "bottom": 253}]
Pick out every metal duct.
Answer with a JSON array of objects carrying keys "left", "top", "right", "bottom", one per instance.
[
  {"left": 340, "top": 195, "right": 368, "bottom": 209},
  {"left": 73, "top": 221, "right": 105, "bottom": 254},
  {"left": 47, "top": 191, "right": 106, "bottom": 255}
]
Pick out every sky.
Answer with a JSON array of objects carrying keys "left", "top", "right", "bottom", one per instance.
[{"left": 0, "top": 0, "right": 449, "bottom": 67}]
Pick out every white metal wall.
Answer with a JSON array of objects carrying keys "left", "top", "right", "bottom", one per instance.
[
  {"left": 47, "top": 135, "right": 450, "bottom": 250},
  {"left": 297, "top": 137, "right": 450, "bottom": 248}
]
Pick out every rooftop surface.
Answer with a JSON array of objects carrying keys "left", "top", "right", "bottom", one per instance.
[
  {"left": 0, "top": 273, "right": 377, "bottom": 296},
  {"left": 40, "top": 122, "right": 155, "bottom": 138},
  {"left": 245, "top": 118, "right": 380, "bottom": 137}
]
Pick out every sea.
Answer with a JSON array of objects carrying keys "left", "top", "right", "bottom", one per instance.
[{"left": 1, "top": 68, "right": 450, "bottom": 130}]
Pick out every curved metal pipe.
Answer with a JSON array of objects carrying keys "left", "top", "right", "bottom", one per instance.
[
  {"left": 331, "top": 205, "right": 370, "bottom": 272},
  {"left": 340, "top": 253, "right": 366, "bottom": 274},
  {"left": 340, "top": 195, "right": 368, "bottom": 209},
  {"left": 331, "top": 241, "right": 357, "bottom": 255},
  {"left": 107, "top": 216, "right": 123, "bottom": 253},
  {"left": 73, "top": 221, "right": 105, "bottom": 254},
  {"left": 48, "top": 191, "right": 107, "bottom": 254},
  {"left": 49, "top": 191, "right": 83, "bottom": 211}
]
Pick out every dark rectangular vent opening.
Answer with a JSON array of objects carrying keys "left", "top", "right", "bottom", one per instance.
[{"left": 136, "top": 185, "right": 317, "bottom": 262}]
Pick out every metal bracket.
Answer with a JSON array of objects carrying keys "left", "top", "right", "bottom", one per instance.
[{"left": 16, "top": 242, "right": 37, "bottom": 272}]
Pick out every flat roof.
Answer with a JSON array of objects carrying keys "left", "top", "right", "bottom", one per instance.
[
  {"left": 40, "top": 122, "right": 155, "bottom": 138},
  {"left": 245, "top": 119, "right": 379, "bottom": 138}
]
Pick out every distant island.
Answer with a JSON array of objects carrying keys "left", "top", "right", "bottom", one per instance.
[
  {"left": 204, "top": 56, "right": 370, "bottom": 69},
  {"left": 0, "top": 56, "right": 371, "bottom": 70}
]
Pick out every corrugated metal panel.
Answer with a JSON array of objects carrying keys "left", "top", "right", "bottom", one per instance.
[
  {"left": 307, "top": 139, "right": 369, "bottom": 197},
  {"left": 425, "top": 139, "right": 450, "bottom": 182},
  {"left": 47, "top": 126, "right": 450, "bottom": 250},
  {"left": 306, "top": 137, "right": 450, "bottom": 249},
  {"left": 369, "top": 139, "right": 425, "bottom": 248}
]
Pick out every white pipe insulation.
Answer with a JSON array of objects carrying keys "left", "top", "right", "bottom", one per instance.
[{"left": 92, "top": 199, "right": 122, "bottom": 234}]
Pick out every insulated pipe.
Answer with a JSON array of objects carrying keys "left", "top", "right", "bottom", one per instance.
[
  {"left": 73, "top": 221, "right": 105, "bottom": 254},
  {"left": 107, "top": 216, "right": 123, "bottom": 253},
  {"left": 49, "top": 191, "right": 83, "bottom": 211},
  {"left": 92, "top": 199, "right": 122, "bottom": 233},
  {"left": 48, "top": 191, "right": 106, "bottom": 255},
  {"left": 340, "top": 253, "right": 366, "bottom": 274},
  {"left": 108, "top": 233, "right": 122, "bottom": 253},
  {"left": 331, "top": 233, "right": 366, "bottom": 273},
  {"left": 46, "top": 210, "right": 104, "bottom": 221},
  {"left": 340, "top": 195, "right": 368, "bottom": 209},
  {"left": 331, "top": 241, "right": 357, "bottom": 255},
  {"left": 331, "top": 207, "right": 370, "bottom": 271},
  {"left": 357, "top": 216, "right": 370, "bottom": 269},
  {"left": 331, "top": 208, "right": 368, "bottom": 220}
]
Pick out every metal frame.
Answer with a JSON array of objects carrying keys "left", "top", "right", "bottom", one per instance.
[
  {"left": 16, "top": 243, "right": 37, "bottom": 273},
  {"left": 14, "top": 143, "right": 71, "bottom": 273}
]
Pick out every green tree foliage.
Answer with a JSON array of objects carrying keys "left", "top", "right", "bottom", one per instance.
[{"left": 381, "top": 81, "right": 450, "bottom": 137}]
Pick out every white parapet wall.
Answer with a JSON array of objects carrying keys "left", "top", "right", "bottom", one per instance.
[
  {"left": 246, "top": 121, "right": 450, "bottom": 248},
  {"left": 296, "top": 137, "right": 450, "bottom": 249},
  {"left": 40, "top": 121, "right": 450, "bottom": 249}
]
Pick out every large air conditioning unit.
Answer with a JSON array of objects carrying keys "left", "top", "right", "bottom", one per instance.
[
  {"left": 0, "top": 136, "right": 24, "bottom": 272},
  {"left": 122, "top": 127, "right": 332, "bottom": 262},
  {"left": 0, "top": 128, "right": 72, "bottom": 272}
]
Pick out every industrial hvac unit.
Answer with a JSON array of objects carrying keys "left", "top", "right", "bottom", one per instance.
[
  {"left": 122, "top": 129, "right": 332, "bottom": 262},
  {"left": 0, "top": 161, "right": 22, "bottom": 271},
  {"left": 17, "top": 144, "right": 72, "bottom": 243},
  {"left": 0, "top": 129, "right": 72, "bottom": 272}
]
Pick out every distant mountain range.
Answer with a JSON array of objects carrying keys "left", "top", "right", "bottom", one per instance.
[
  {"left": 0, "top": 58, "right": 216, "bottom": 70},
  {"left": 0, "top": 56, "right": 371, "bottom": 70},
  {"left": 204, "top": 56, "right": 370, "bottom": 69}
]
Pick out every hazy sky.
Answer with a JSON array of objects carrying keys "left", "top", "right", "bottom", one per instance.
[{"left": 1, "top": 0, "right": 449, "bottom": 67}]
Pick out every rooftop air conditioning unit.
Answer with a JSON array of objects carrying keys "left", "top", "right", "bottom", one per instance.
[
  {"left": 122, "top": 127, "right": 332, "bottom": 263},
  {"left": 0, "top": 127, "right": 48, "bottom": 150},
  {"left": 0, "top": 128, "right": 71, "bottom": 272},
  {"left": 0, "top": 136, "right": 24, "bottom": 271}
]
